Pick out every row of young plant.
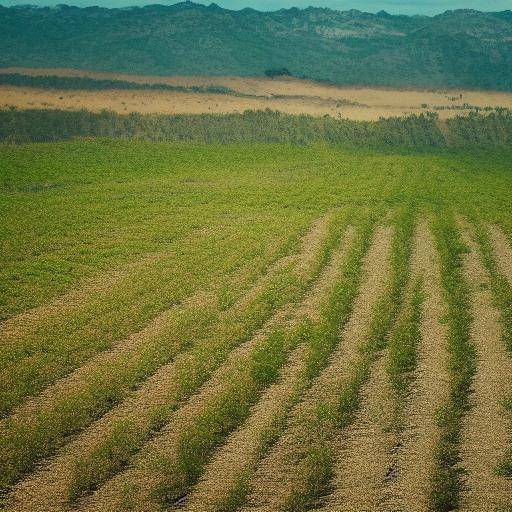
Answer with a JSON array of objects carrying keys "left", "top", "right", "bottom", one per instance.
[
  {"left": 0, "top": 211, "right": 347, "bottom": 502},
  {"left": 388, "top": 212, "right": 512, "bottom": 511},
  {"left": 386, "top": 277, "right": 424, "bottom": 426},
  {"left": 67, "top": 212, "right": 349, "bottom": 504},
  {"left": 143, "top": 212, "right": 509, "bottom": 512},
  {"left": 211, "top": 213, "right": 379, "bottom": 512},
  {"left": 82, "top": 210, "right": 377, "bottom": 511},
  {"left": 429, "top": 211, "right": 476, "bottom": 511}
]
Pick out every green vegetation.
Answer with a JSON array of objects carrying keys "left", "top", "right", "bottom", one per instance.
[
  {"left": 429, "top": 213, "right": 475, "bottom": 511},
  {"left": 387, "top": 279, "right": 424, "bottom": 402},
  {"left": 151, "top": 218, "right": 370, "bottom": 507},
  {"left": 1, "top": 140, "right": 512, "bottom": 510},
  {"left": 0, "top": 108, "right": 446, "bottom": 148},
  {"left": 446, "top": 111, "right": 512, "bottom": 147},
  {"left": 194, "top": 215, "right": 379, "bottom": 512},
  {"left": 423, "top": 103, "right": 503, "bottom": 112},
  {"left": 0, "top": 72, "right": 241, "bottom": 95},
  {"left": 2, "top": 108, "right": 512, "bottom": 149},
  {"left": 1, "top": 4, "right": 511, "bottom": 91},
  {"left": 0, "top": 211, "right": 340, "bottom": 493}
]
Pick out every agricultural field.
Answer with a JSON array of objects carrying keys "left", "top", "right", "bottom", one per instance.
[
  {"left": 1, "top": 140, "right": 512, "bottom": 512},
  {"left": 2, "top": 67, "right": 512, "bottom": 121}
]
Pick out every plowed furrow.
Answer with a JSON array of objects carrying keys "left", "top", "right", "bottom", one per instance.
[
  {"left": 489, "top": 224, "right": 512, "bottom": 286},
  {"left": 241, "top": 225, "right": 393, "bottom": 512},
  {"left": 459, "top": 221, "right": 512, "bottom": 512},
  {"left": 71, "top": 226, "right": 356, "bottom": 512},
  {"left": 381, "top": 221, "right": 450, "bottom": 512},
  {"left": 4, "top": 214, "right": 341, "bottom": 512},
  {"left": 0, "top": 219, "right": 306, "bottom": 418},
  {"left": 181, "top": 229, "right": 356, "bottom": 512},
  {"left": 315, "top": 355, "right": 394, "bottom": 512}
]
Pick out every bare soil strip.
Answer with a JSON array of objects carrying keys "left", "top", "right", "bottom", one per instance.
[
  {"left": 181, "top": 230, "right": 356, "bottom": 512},
  {"left": 315, "top": 354, "right": 394, "bottom": 512},
  {"left": 241, "top": 225, "right": 393, "bottom": 512},
  {"left": 459, "top": 221, "right": 512, "bottom": 512},
  {"left": 381, "top": 221, "right": 451, "bottom": 512},
  {"left": 489, "top": 224, "right": 512, "bottom": 287},
  {"left": 71, "top": 226, "right": 356, "bottom": 512},
  {"left": 4, "top": 215, "right": 336, "bottom": 512}
]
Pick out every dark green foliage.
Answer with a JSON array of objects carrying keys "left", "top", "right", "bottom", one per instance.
[
  {"left": 264, "top": 68, "right": 292, "bottom": 78},
  {"left": 0, "top": 4, "right": 511, "bottom": 91},
  {"left": 0, "top": 108, "right": 446, "bottom": 149},
  {"left": 446, "top": 110, "right": 512, "bottom": 147},
  {"left": 3, "top": 107, "right": 512, "bottom": 150},
  {"left": 0, "top": 73, "right": 239, "bottom": 95}
]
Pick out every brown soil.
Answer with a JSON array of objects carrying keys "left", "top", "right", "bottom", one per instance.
[
  {"left": 489, "top": 224, "right": 512, "bottom": 286},
  {"left": 381, "top": 221, "right": 451, "bottom": 512},
  {"left": 458, "top": 221, "right": 512, "bottom": 512},
  {"left": 241, "top": 225, "right": 394, "bottom": 511},
  {"left": 3, "top": 214, "right": 335, "bottom": 512}
]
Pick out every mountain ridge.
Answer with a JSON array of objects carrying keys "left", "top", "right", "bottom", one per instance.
[{"left": 1, "top": 2, "right": 511, "bottom": 90}]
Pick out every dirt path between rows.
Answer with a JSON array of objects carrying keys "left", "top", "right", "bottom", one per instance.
[
  {"left": 182, "top": 229, "right": 356, "bottom": 512},
  {"left": 459, "top": 221, "right": 512, "bottom": 512},
  {"left": 489, "top": 224, "right": 512, "bottom": 286},
  {"left": 241, "top": 225, "right": 393, "bottom": 511},
  {"left": 381, "top": 221, "right": 450, "bottom": 512}
]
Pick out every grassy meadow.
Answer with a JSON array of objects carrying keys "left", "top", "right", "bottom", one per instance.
[{"left": 1, "top": 139, "right": 512, "bottom": 511}]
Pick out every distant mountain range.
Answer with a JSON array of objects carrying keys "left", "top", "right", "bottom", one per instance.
[{"left": 1, "top": 3, "right": 511, "bottom": 90}]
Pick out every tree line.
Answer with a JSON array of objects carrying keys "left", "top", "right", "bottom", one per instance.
[
  {"left": 0, "top": 108, "right": 510, "bottom": 149},
  {"left": 0, "top": 73, "right": 239, "bottom": 96}
]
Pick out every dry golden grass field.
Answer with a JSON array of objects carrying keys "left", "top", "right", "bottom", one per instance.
[{"left": 2, "top": 66, "right": 512, "bottom": 120}]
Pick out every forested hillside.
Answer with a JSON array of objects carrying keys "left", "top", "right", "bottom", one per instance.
[{"left": 0, "top": 3, "right": 511, "bottom": 90}]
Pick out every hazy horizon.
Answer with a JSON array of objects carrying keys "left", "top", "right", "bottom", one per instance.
[{"left": 2, "top": 0, "right": 511, "bottom": 15}]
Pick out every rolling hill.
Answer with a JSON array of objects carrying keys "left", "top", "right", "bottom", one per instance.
[{"left": 0, "top": 3, "right": 511, "bottom": 90}]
